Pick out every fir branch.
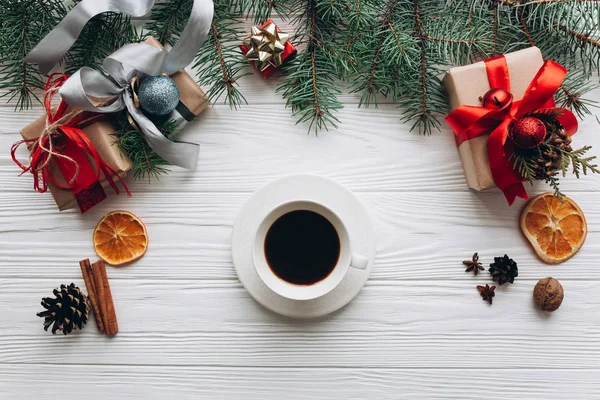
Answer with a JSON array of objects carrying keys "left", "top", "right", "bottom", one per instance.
[
  {"left": 425, "top": 36, "right": 476, "bottom": 45},
  {"left": 497, "top": 0, "right": 521, "bottom": 6},
  {"left": 0, "top": 0, "right": 66, "bottom": 110},
  {"left": 112, "top": 114, "right": 179, "bottom": 181},
  {"left": 354, "top": 0, "right": 399, "bottom": 106},
  {"left": 193, "top": 1, "right": 248, "bottom": 108},
  {"left": 277, "top": 0, "right": 347, "bottom": 133},
  {"left": 518, "top": 8, "right": 535, "bottom": 46},
  {"left": 66, "top": 2, "right": 138, "bottom": 75},
  {"left": 522, "top": 0, "right": 600, "bottom": 5},
  {"left": 145, "top": 0, "right": 193, "bottom": 46},
  {"left": 493, "top": 5, "right": 499, "bottom": 54},
  {"left": 413, "top": 0, "right": 430, "bottom": 130},
  {"left": 234, "top": 0, "right": 289, "bottom": 23},
  {"left": 425, "top": 7, "right": 492, "bottom": 64},
  {"left": 556, "top": 71, "right": 597, "bottom": 119},
  {"left": 556, "top": 23, "right": 600, "bottom": 54},
  {"left": 394, "top": 0, "right": 450, "bottom": 134}
]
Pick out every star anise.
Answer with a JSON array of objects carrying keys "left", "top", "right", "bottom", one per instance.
[
  {"left": 477, "top": 284, "right": 496, "bottom": 305},
  {"left": 463, "top": 252, "right": 484, "bottom": 275}
]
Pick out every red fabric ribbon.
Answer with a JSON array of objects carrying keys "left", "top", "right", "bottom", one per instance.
[
  {"left": 445, "top": 55, "right": 578, "bottom": 205},
  {"left": 11, "top": 73, "right": 130, "bottom": 213}
]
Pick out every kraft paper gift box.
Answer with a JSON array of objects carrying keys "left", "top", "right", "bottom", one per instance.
[
  {"left": 144, "top": 37, "right": 209, "bottom": 129},
  {"left": 442, "top": 47, "right": 544, "bottom": 191},
  {"left": 20, "top": 118, "right": 132, "bottom": 212},
  {"left": 18, "top": 37, "right": 208, "bottom": 211}
]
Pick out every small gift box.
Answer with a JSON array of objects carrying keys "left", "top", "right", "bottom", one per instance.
[
  {"left": 240, "top": 19, "right": 297, "bottom": 79},
  {"left": 144, "top": 37, "right": 209, "bottom": 130},
  {"left": 13, "top": 73, "right": 131, "bottom": 213},
  {"left": 443, "top": 47, "right": 579, "bottom": 205},
  {"left": 19, "top": 115, "right": 132, "bottom": 212},
  {"left": 443, "top": 47, "right": 544, "bottom": 191}
]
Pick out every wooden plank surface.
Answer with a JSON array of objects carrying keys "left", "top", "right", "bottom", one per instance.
[
  {"left": 2, "top": 365, "right": 599, "bottom": 400},
  {"left": 1, "top": 18, "right": 600, "bottom": 398},
  {"left": 1, "top": 279, "right": 600, "bottom": 369}
]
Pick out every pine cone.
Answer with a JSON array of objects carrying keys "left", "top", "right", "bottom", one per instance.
[
  {"left": 529, "top": 119, "right": 571, "bottom": 179},
  {"left": 37, "top": 283, "right": 89, "bottom": 335},
  {"left": 489, "top": 255, "right": 518, "bottom": 285}
]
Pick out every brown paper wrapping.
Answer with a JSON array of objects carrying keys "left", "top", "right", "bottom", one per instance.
[
  {"left": 442, "top": 47, "right": 544, "bottom": 191},
  {"left": 19, "top": 37, "right": 206, "bottom": 210},
  {"left": 144, "top": 37, "right": 209, "bottom": 122},
  {"left": 20, "top": 117, "right": 132, "bottom": 211}
]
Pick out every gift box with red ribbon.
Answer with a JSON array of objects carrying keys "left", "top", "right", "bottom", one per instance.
[
  {"left": 240, "top": 19, "right": 297, "bottom": 79},
  {"left": 443, "top": 47, "right": 578, "bottom": 205},
  {"left": 14, "top": 74, "right": 131, "bottom": 213}
]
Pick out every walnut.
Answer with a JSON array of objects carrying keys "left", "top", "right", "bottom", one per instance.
[{"left": 533, "top": 277, "right": 564, "bottom": 312}]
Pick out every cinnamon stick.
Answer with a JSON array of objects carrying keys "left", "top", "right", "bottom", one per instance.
[
  {"left": 79, "top": 259, "right": 104, "bottom": 332},
  {"left": 93, "top": 260, "right": 118, "bottom": 336},
  {"left": 91, "top": 260, "right": 110, "bottom": 334}
]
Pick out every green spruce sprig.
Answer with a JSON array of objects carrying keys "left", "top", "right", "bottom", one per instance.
[
  {"left": 193, "top": 0, "right": 249, "bottom": 108},
  {"left": 3, "top": 0, "right": 600, "bottom": 138},
  {"left": 556, "top": 69, "right": 598, "bottom": 120},
  {"left": 277, "top": 0, "right": 349, "bottom": 133},
  {"left": 0, "top": 0, "right": 66, "bottom": 110},
  {"left": 145, "top": 0, "right": 194, "bottom": 46},
  {"left": 349, "top": 0, "right": 411, "bottom": 107},
  {"left": 234, "top": 0, "right": 290, "bottom": 24},
  {"left": 395, "top": 0, "right": 447, "bottom": 134},
  {"left": 67, "top": 2, "right": 139, "bottom": 75},
  {"left": 348, "top": 0, "right": 489, "bottom": 134},
  {"left": 112, "top": 114, "right": 179, "bottom": 181}
]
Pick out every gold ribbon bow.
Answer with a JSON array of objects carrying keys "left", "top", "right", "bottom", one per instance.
[{"left": 243, "top": 22, "right": 289, "bottom": 72}]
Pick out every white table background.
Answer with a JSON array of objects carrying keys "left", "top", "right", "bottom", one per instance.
[{"left": 1, "top": 28, "right": 600, "bottom": 398}]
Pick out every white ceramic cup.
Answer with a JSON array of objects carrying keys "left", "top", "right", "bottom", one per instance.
[{"left": 252, "top": 200, "right": 369, "bottom": 301}]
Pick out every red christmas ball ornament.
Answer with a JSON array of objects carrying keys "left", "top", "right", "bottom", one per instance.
[
  {"left": 481, "top": 88, "right": 513, "bottom": 111},
  {"left": 509, "top": 117, "right": 547, "bottom": 149}
]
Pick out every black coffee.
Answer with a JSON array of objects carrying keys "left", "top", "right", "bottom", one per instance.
[{"left": 264, "top": 210, "right": 340, "bottom": 285}]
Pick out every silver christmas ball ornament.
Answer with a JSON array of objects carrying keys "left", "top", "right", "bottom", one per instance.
[{"left": 137, "top": 75, "right": 180, "bottom": 116}]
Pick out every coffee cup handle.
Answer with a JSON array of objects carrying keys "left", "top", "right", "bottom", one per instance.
[{"left": 350, "top": 253, "right": 369, "bottom": 270}]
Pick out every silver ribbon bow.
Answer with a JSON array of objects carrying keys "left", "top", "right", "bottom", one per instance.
[{"left": 25, "top": 0, "right": 214, "bottom": 170}]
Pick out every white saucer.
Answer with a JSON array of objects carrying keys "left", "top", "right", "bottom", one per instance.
[{"left": 231, "top": 175, "right": 375, "bottom": 318}]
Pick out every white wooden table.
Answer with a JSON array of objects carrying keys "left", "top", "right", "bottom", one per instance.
[{"left": 1, "top": 64, "right": 600, "bottom": 398}]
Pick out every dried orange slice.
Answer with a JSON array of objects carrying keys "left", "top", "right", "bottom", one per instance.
[
  {"left": 93, "top": 210, "right": 148, "bottom": 266},
  {"left": 520, "top": 193, "right": 587, "bottom": 264}
]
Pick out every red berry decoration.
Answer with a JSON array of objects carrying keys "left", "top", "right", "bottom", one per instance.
[
  {"left": 481, "top": 88, "right": 513, "bottom": 111},
  {"left": 509, "top": 116, "right": 547, "bottom": 149}
]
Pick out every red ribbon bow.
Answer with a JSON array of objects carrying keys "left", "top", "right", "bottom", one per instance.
[
  {"left": 445, "top": 55, "right": 578, "bottom": 205},
  {"left": 11, "top": 73, "right": 130, "bottom": 212}
]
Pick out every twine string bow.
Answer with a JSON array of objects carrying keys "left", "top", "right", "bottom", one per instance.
[
  {"left": 11, "top": 73, "right": 129, "bottom": 197},
  {"left": 24, "top": 0, "right": 214, "bottom": 170}
]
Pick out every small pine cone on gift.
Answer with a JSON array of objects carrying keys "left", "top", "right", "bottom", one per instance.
[
  {"left": 549, "top": 126, "right": 573, "bottom": 153},
  {"left": 37, "top": 283, "right": 89, "bottom": 335},
  {"left": 513, "top": 113, "right": 573, "bottom": 180},
  {"left": 531, "top": 149, "right": 562, "bottom": 180},
  {"left": 534, "top": 125, "right": 572, "bottom": 179},
  {"left": 489, "top": 254, "right": 518, "bottom": 285}
]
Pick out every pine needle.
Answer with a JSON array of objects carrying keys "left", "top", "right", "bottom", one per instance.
[{"left": 112, "top": 114, "right": 180, "bottom": 181}]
